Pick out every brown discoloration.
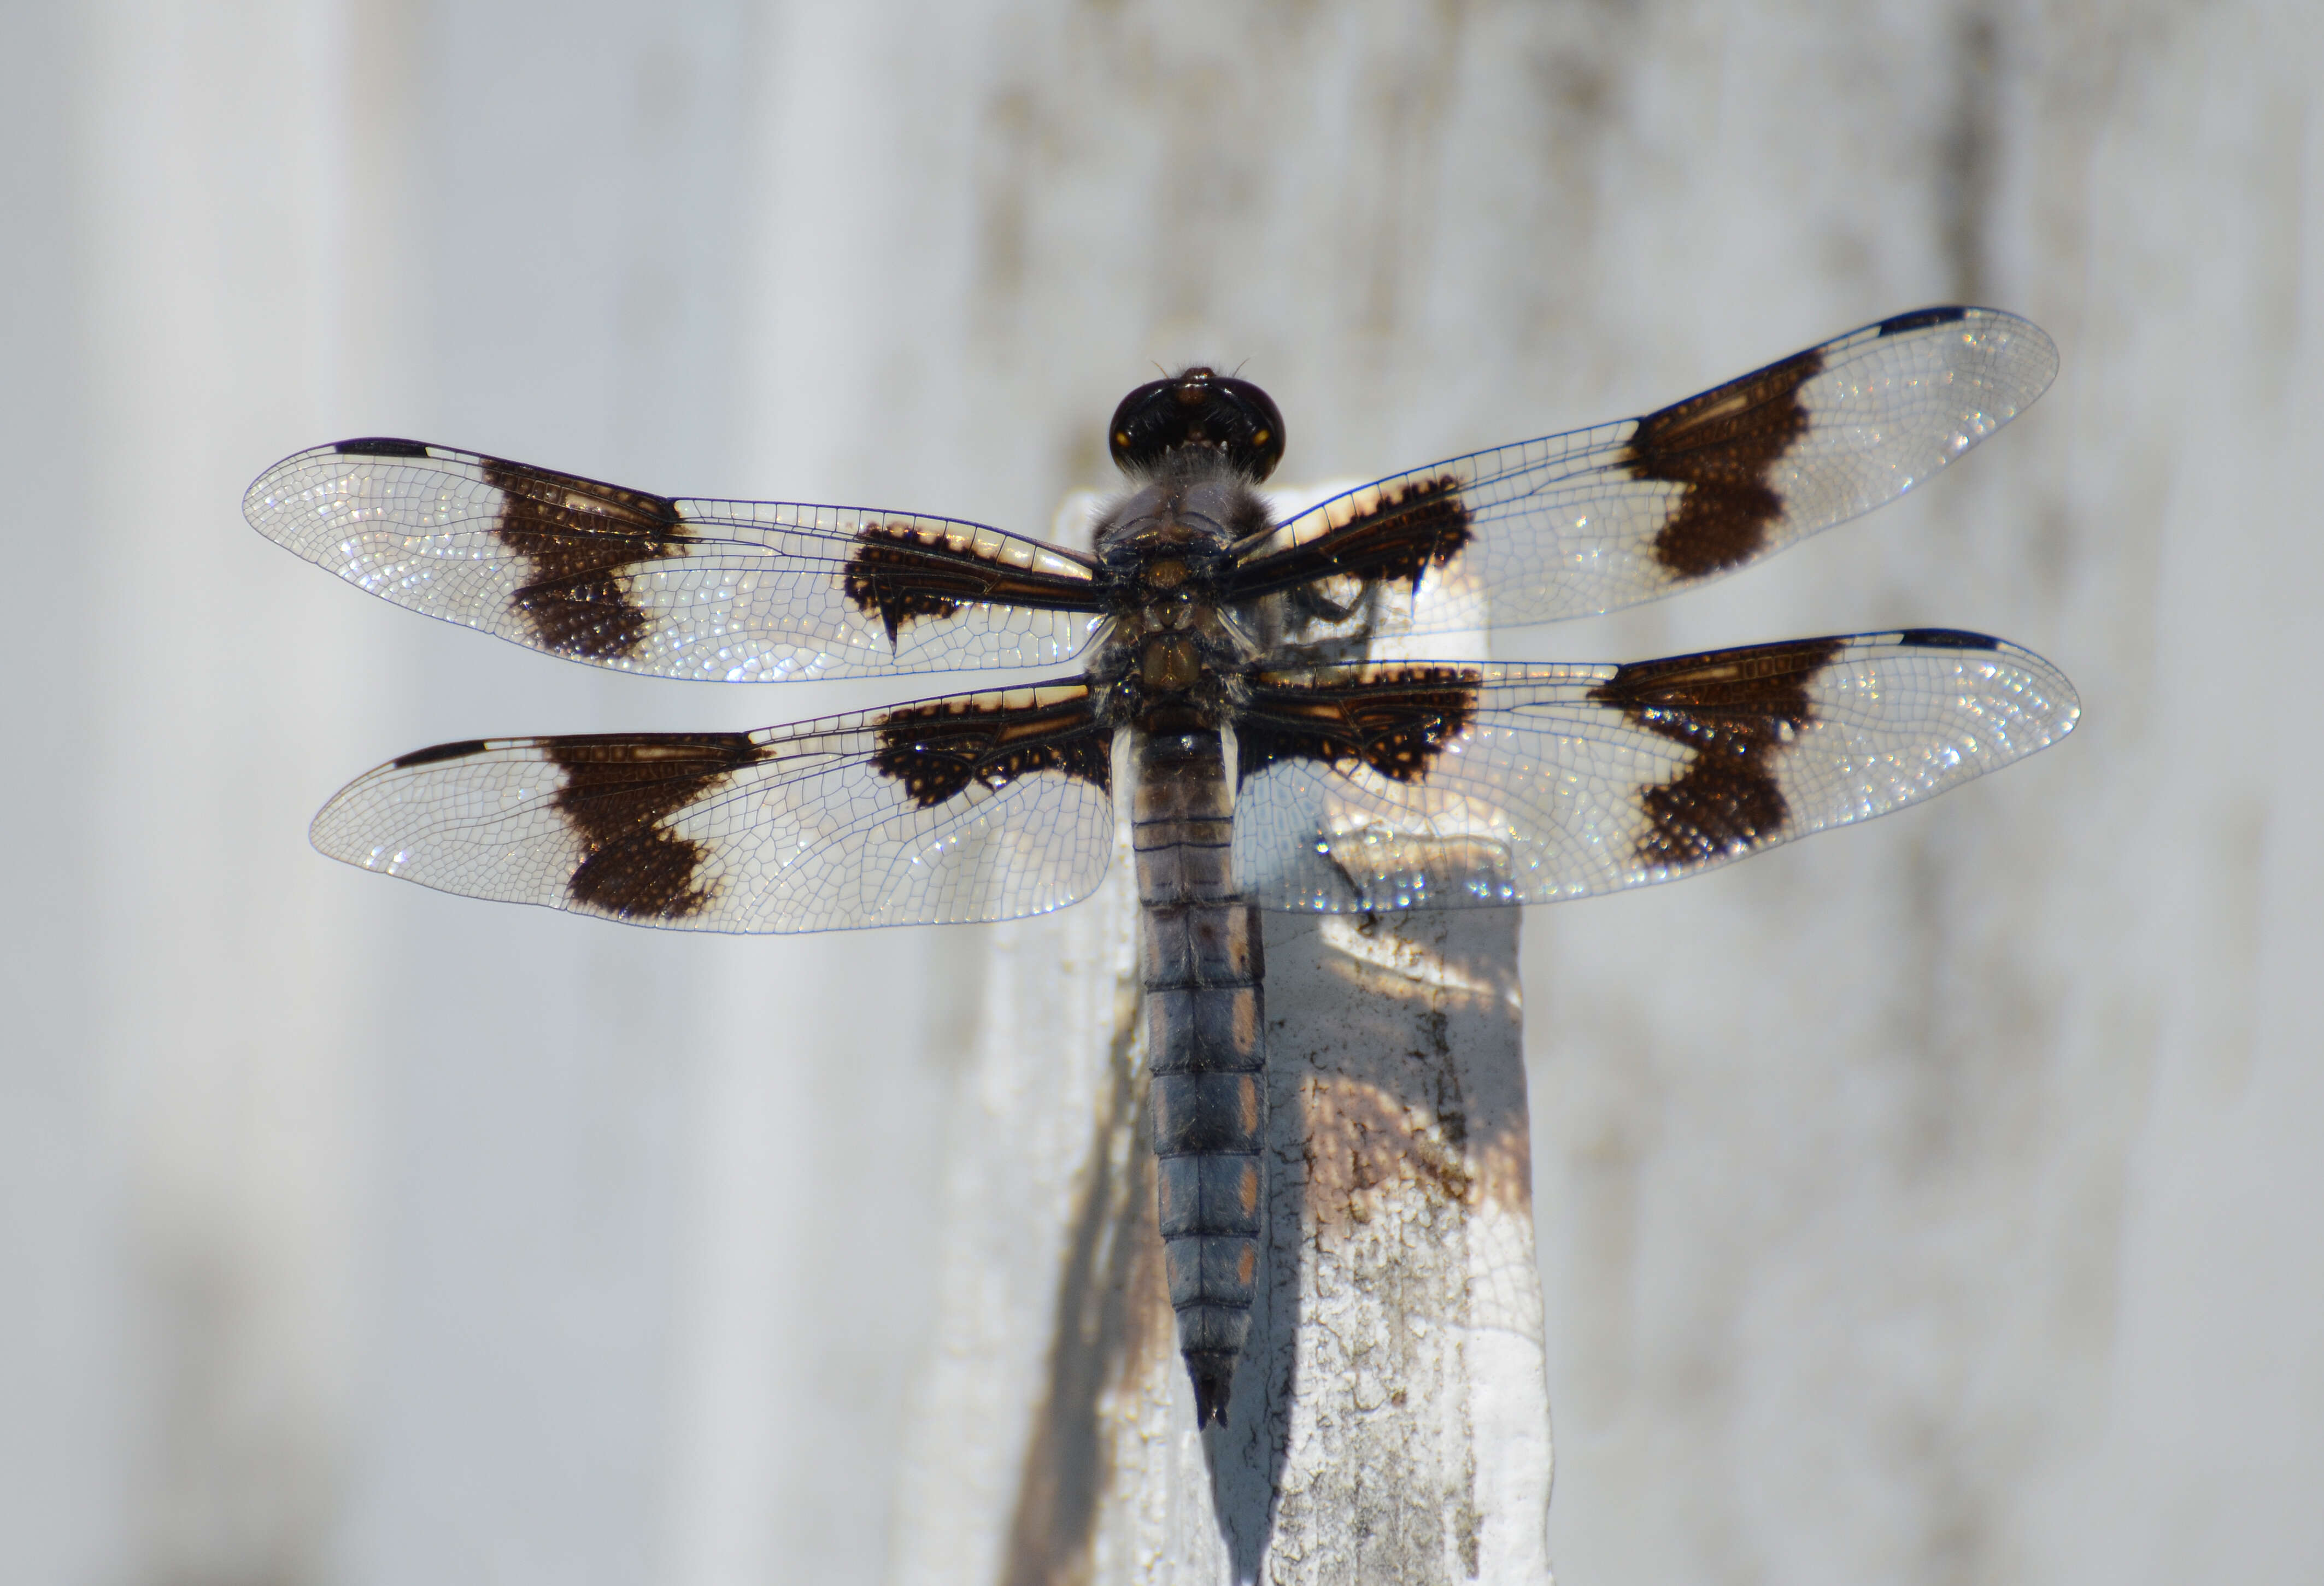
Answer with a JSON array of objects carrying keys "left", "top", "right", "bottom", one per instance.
[
  {"left": 1252, "top": 908, "right": 1527, "bottom": 1572},
  {"left": 1121, "top": 1169, "right": 1174, "bottom": 1383},
  {"left": 546, "top": 733, "right": 764, "bottom": 919},
  {"left": 1588, "top": 636, "right": 1846, "bottom": 868},
  {"left": 1292, "top": 1054, "right": 1535, "bottom": 1243},
  {"left": 1302, "top": 1073, "right": 1479, "bottom": 1226},
  {"left": 480, "top": 456, "right": 691, "bottom": 662},
  {"left": 1002, "top": 977, "right": 1171, "bottom": 1586},
  {"left": 1226, "top": 473, "right": 1471, "bottom": 601},
  {"left": 1273, "top": 910, "right": 1535, "bottom": 1240},
  {"left": 1239, "top": 666, "right": 1482, "bottom": 784},
  {"left": 1622, "top": 346, "right": 1825, "bottom": 578},
  {"left": 841, "top": 523, "right": 1103, "bottom": 645},
  {"left": 872, "top": 688, "right": 1111, "bottom": 808}
]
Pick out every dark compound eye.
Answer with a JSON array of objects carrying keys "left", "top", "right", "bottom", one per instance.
[{"left": 1108, "top": 367, "right": 1286, "bottom": 481}]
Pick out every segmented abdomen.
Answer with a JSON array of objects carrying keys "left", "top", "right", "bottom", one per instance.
[{"left": 1133, "top": 727, "right": 1266, "bottom": 1429}]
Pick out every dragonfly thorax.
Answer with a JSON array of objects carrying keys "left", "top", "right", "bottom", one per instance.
[{"left": 1091, "top": 463, "right": 1273, "bottom": 577}]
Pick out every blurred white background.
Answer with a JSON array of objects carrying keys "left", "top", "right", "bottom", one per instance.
[{"left": 5, "top": 1, "right": 2319, "bottom": 1583}]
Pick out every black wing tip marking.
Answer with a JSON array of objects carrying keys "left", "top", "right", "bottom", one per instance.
[
  {"left": 1875, "top": 306, "right": 1973, "bottom": 336},
  {"left": 1589, "top": 636, "right": 1847, "bottom": 870},
  {"left": 871, "top": 688, "right": 1112, "bottom": 808},
  {"left": 548, "top": 734, "right": 765, "bottom": 921},
  {"left": 1891, "top": 627, "right": 2001, "bottom": 650},
  {"left": 392, "top": 738, "right": 491, "bottom": 769},
  {"left": 334, "top": 437, "right": 436, "bottom": 458}
]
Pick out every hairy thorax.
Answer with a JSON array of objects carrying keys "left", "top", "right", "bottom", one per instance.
[{"left": 1087, "top": 455, "right": 1274, "bottom": 738}]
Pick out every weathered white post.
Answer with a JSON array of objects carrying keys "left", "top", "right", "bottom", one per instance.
[{"left": 888, "top": 491, "right": 1553, "bottom": 1585}]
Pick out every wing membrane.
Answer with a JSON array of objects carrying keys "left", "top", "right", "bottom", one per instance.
[
  {"left": 1232, "top": 630, "right": 2079, "bottom": 912},
  {"left": 310, "top": 682, "right": 1116, "bottom": 932},
  {"left": 1230, "top": 308, "right": 2057, "bottom": 638},
  {"left": 247, "top": 440, "right": 1107, "bottom": 680}
]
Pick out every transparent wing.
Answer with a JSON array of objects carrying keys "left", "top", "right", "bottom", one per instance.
[
  {"left": 1232, "top": 630, "right": 2079, "bottom": 912},
  {"left": 247, "top": 439, "right": 1107, "bottom": 680},
  {"left": 1229, "top": 308, "right": 2057, "bottom": 638},
  {"left": 311, "top": 682, "right": 1116, "bottom": 932}
]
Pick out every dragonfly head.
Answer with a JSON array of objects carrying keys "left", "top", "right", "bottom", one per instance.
[{"left": 1109, "top": 367, "right": 1285, "bottom": 481}]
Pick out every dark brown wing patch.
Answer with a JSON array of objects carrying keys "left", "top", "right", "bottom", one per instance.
[
  {"left": 841, "top": 525, "right": 1106, "bottom": 646},
  {"left": 1622, "top": 346, "right": 1825, "bottom": 579},
  {"left": 1587, "top": 637, "right": 1846, "bottom": 867},
  {"left": 872, "top": 685, "right": 1112, "bottom": 808},
  {"left": 1223, "top": 475, "right": 1472, "bottom": 602},
  {"left": 548, "top": 733, "right": 763, "bottom": 919},
  {"left": 479, "top": 457, "right": 690, "bottom": 661},
  {"left": 1238, "top": 666, "right": 1482, "bottom": 783}
]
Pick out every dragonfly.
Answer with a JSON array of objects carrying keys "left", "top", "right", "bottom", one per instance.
[{"left": 246, "top": 305, "right": 2079, "bottom": 1429}]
